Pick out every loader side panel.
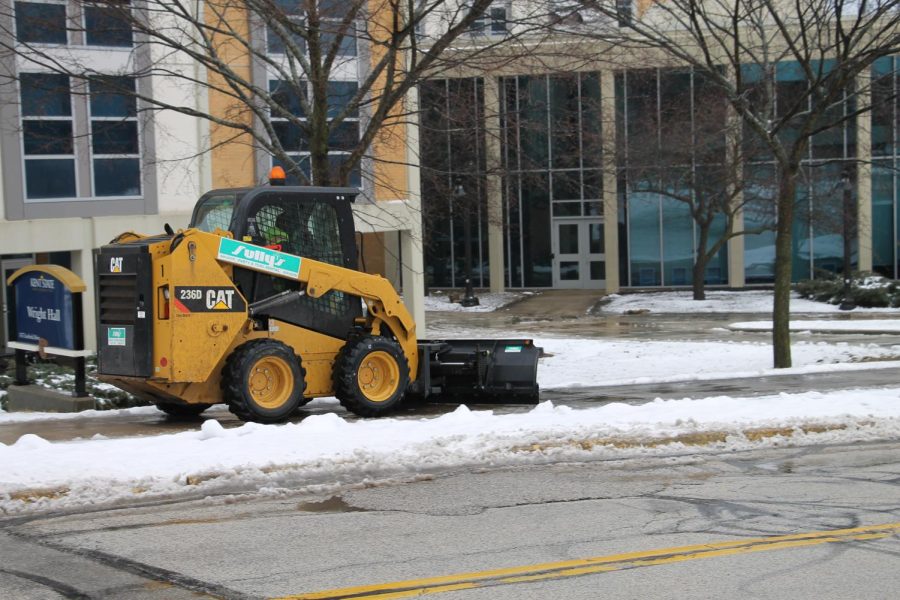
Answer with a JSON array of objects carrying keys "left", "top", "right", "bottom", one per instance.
[
  {"left": 167, "top": 232, "right": 252, "bottom": 383},
  {"left": 95, "top": 246, "right": 155, "bottom": 377}
]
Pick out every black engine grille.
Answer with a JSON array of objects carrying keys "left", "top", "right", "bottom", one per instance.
[{"left": 99, "top": 274, "right": 137, "bottom": 325}]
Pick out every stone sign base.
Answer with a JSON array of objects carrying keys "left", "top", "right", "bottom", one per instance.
[{"left": 6, "top": 385, "right": 95, "bottom": 413}]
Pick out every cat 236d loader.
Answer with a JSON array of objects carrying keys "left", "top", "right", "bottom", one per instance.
[{"left": 94, "top": 176, "right": 540, "bottom": 423}]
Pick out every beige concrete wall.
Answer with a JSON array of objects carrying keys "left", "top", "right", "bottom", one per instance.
[{"left": 206, "top": 1, "right": 257, "bottom": 188}]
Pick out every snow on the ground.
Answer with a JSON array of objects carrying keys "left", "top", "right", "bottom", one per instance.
[
  {"left": 5, "top": 311, "right": 900, "bottom": 513},
  {"left": 424, "top": 291, "right": 527, "bottom": 312},
  {"left": 730, "top": 320, "right": 900, "bottom": 333},
  {"left": 599, "top": 290, "right": 900, "bottom": 314},
  {"left": 536, "top": 338, "right": 900, "bottom": 388},
  {"left": 2, "top": 389, "right": 900, "bottom": 514},
  {"left": 2, "top": 337, "right": 895, "bottom": 424}
]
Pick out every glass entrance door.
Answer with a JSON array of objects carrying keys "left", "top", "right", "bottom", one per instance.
[
  {"left": 551, "top": 219, "right": 605, "bottom": 289},
  {"left": 2, "top": 257, "right": 34, "bottom": 352}
]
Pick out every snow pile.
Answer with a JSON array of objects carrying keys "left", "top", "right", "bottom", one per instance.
[
  {"left": 598, "top": 291, "right": 900, "bottom": 314},
  {"left": 2, "top": 389, "right": 899, "bottom": 514},
  {"left": 423, "top": 291, "right": 526, "bottom": 312}
]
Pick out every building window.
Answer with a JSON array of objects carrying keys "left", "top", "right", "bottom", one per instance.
[
  {"left": 267, "top": 0, "right": 357, "bottom": 57},
  {"left": 20, "top": 73, "right": 77, "bottom": 199},
  {"left": 469, "top": 3, "right": 507, "bottom": 35},
  {"left": 84, "top": 1, "right": 134, "bottom": 47},
  {"left": 616, "top": 0, "right": 633, "bottom": 27},
  {"left": 89, "top": 76, "right": 141, "bottom": 196},
  {"left": 268, "top": 79, "right": 360, "bottom": 187},
  {"left": 15, "top": 2, "right": 67, "bottom": 44}
]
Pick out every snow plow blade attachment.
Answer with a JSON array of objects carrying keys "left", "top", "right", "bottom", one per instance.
[{"left": 415, "top": 339, "right": 541, "bottom": 404}]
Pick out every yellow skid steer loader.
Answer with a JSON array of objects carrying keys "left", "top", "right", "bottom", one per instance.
[{"left": 94, "top": 180, "right": 540, "bottom": 423}]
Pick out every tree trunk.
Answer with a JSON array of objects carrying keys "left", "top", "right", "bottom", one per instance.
[
  {"left": 308, "top": 82, "right": 332, "bottom": 186},
  {"left": 692, "top": 224, "right": 711, "bottom": 300},
  {"left": 692, "top": 255, "right": 709, "bottom": 301},
  {"left": 772, "top": 167, "right": 797, "bottom": 368}
]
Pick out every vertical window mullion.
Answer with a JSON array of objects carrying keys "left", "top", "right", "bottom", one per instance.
[{"left": 656, "top": 69, "right": 665, "bottom": 286}]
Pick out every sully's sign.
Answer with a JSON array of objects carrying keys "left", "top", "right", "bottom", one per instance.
[{"left": 7, "top": 265, "right": 86, "bottom": 351}]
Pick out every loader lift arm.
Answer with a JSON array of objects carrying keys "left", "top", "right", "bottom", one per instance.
[{"left": 206, "top": 228, "right": 420, "bottom": 381}]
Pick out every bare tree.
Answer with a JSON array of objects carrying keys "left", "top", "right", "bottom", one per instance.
[
  {"left": 0, "top": 0, "right": 518, "bottom": 189},
  {"left": 564, "top": 0, "right": 900, "bottom": 367}
]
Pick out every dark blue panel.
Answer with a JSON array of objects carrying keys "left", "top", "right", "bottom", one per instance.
[
  {"left": 90, "top": 76, "right": 136, "bottom": 117},
  {"left": 20, "top": 73, "right": 71, "bottom": 117},
  {"left": 269, "top": 80, "right": 306, "bottom": 117},
  {"left": 85, "top": 5, "right": 133, "bottom": 47},
  {"left": 94, "top": 158, "right": 141, "bottom": 196},
  {"left": 327, "top": 81, "right": 358, "bottom": 118},
  {"left": 15, "top": 2, "right": 66, "bottom": 44},
  {"left": 23, "top": 120, "right": 73, "bottom": 155},
  {"left": 91, "top": 121, "right": 138, "bottom": 154},
  {"left": 273, "top": 121, "right": 306, "bottom": 151},
  {"left": 25, "top": 159, "right": 76, "bottom": 199},
  {"left": 328, "top": 120, "right": 358, "bottom": 151}
]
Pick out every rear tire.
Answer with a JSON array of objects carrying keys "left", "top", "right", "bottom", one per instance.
[
  {"left": 221, "top": 339, "right": 306, "bottom": 423},
  {"left": 155, "top": 401, "right": 212, "bottom": 417},
  {"left": 333, "top": 335, "right": 409, "bottom": 417}
]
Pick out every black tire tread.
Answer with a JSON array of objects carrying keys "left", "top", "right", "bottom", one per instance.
[
  {"left": 155, "top": 401, "right": 212, "bottom": 417},
  {"left": 221, "top": 339, "right": 306, "bottom": 423},
  {"left": 332, "top": 334, "right": 410, "bottom": 418}
]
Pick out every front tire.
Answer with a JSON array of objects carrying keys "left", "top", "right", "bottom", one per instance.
[
  {"left": 155, "top": 401, "right": 212, "bottom": 418},
  {"left": 333, "top": 335, "right": 410, "bottom": 417},
  {"left": 221, "top": 339, "right": 306, "bottom": 423}
]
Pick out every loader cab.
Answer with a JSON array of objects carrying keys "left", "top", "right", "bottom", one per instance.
[{"left": 189, "top": 186, "right": 362, "bottom": 339}]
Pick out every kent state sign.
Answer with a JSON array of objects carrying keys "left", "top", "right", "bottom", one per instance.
[{"left": 11, "top": 270, "right": 79, "bottom": 350}]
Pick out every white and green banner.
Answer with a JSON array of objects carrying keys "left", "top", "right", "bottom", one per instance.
[{"left": 216, "top": 238, "right": 302, "bottom": 278}]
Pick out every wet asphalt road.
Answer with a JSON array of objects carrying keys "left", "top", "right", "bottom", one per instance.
[{"left": 3, "top": 440, "right": 899, "bottom": 599}]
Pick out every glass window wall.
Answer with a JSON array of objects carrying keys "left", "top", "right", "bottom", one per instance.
[
  {"left": 500, "top": 73, "right": 604, "bottom": 287},
  {"left": 740, "top": 61, "right": 857, "bottom": 282},
  {"left": 617, "top": 67, "right": 729, "bottom": 287},
  {"left": 871, "top": 58, "right": 900, "bottom": 279},
  {"left": 419, "top": 78, "right": 489, "bottom": 288}
]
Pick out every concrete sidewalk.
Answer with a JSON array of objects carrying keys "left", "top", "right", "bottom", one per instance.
[{"left": 497, "top": 290, "right": 606, "bottom": 319}]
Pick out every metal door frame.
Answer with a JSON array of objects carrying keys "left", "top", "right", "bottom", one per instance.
[{"left": 551, "top": 218, "right": 605, "bottom": 289}]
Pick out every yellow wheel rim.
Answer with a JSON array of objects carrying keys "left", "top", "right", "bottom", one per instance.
[
  {"left": 247, "top": 356, "right": 293, "bottom": 410},
  {"left": 357, "top": 350, "right": 400, "bottom": 403}
]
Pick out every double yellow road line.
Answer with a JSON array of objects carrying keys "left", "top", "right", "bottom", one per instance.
[{"left": 279, "top": 522, "right": 900, "bottom": 599}]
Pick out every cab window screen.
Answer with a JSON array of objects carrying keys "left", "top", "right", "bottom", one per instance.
[
  {"left": 193, "top": 194, "right": 236, "bottom": 232},
  {"left": 247, "top": 200, "right": 352, "bottom": 320},
  {"left": 249, "top": 201, "right": 342, "bottom": 265}
]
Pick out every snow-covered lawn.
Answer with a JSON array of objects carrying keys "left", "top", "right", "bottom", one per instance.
[
  {"left": 2, "top": 389, "right": 899, "bottom": 514},
  {"left": 536, "top": 338, "right": 900, "bottom": 388},
  {"left": 599, "top": 290, "right": 900, "bottom": 314}
]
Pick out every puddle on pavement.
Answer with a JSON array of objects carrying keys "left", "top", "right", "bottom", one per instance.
[{"left": 297, "top": 496, "right": 366, "bottom": 513}]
